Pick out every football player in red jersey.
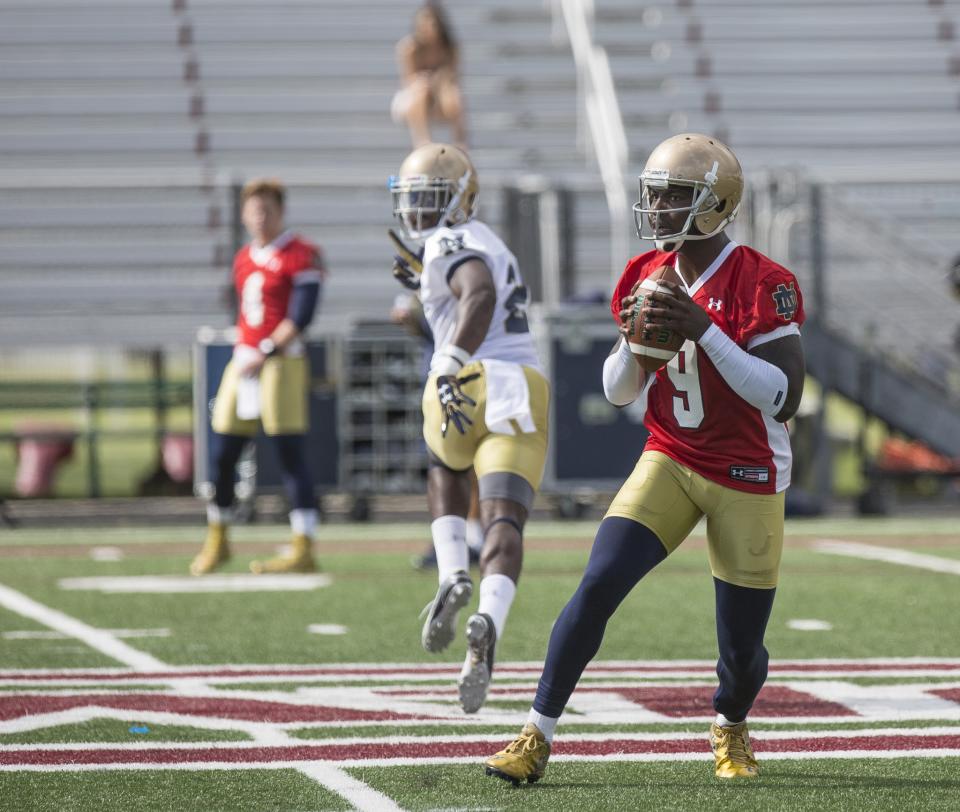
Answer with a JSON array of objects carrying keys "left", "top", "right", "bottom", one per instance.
[
  {"left": 191, "top": 178, "right": 325, "bottom": 576},
  {"left": 486, "top": 134, "right": 805, "bottom": 784}
]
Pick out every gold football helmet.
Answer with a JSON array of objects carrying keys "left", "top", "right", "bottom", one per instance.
[
  {"left": 389, "top": 142, "right": 478, "bottom": 240},
  {"left": 634, "top": 133, "right": 743, "bottom": 251}
]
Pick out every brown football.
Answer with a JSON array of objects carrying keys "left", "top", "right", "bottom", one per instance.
[{"left": 624, "top": 265, "right": 685, "bottom": 372}]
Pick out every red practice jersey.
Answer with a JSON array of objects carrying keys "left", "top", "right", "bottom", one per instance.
[
  {"left": 233, "top": 231, "right": 324, "bottom": 348},
  {"left": 611, "top": 241, "right": 804, "bottom": 494}
]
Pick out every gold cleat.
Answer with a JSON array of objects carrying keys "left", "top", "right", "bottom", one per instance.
[
  {"left": 485, "top": 723, "right": 551, "bottom": 786},
  {"left": 710, "top": 721, "right": 760, "bottom": 778},
  {"left": 250, "top": 533, "right": 317, "bottom": 574},
  {"left": 190, "top": 523, "right": 231, "bottom": 576}
]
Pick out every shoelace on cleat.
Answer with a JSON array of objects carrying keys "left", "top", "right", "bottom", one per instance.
[
  {"left": 717, "top": 728, "right": 754, "bottom": 765},
  {"left": 504, "top": 731, "right": 543, "bottom": 757}
]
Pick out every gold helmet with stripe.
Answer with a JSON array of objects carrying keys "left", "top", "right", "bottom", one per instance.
[{"left": 634, "top": 133, "right": 743, "bottom": 251}]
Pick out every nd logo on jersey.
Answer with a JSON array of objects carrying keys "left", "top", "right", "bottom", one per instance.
[
  {"left": 438, "top": 235, "right": 466, "bottom": 256},
  {"left": 772, "top": 283, "right": 798, "bottom": 321}
]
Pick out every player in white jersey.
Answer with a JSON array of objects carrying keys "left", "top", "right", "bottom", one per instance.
[{"left": 389, "top": 143, "right": 551, "bottom": 713}]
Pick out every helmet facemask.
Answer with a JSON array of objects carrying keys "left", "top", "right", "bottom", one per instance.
[
  {"left": 633, "top": 161, "right": 735, "bottom": 252},
  {"left": 389, "top": 169, "right": 474, "bottom": 241}
]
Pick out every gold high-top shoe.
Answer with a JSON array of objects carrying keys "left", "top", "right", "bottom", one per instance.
[
  {"left": 249, "top": 533, "right": 316, "bottom": 574},
  {"left": 710, "top": 721, "right": 760, "bottom": 778},
  {"left": 485, "top": 723, "right": 551, "bottom": 786},
  {"left": 189, "top": 523, "right": 230, "bottom": 576}
]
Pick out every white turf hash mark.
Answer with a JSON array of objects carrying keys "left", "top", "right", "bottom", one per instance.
[
  {"left": 787, "top": 619, "right": 833, "bottom": 631},
  {"left": 89, "top": 547, "right": 125, "bottom": 562},
  {"left": 814, "top": 540, "right": 960, "bottom": 576},
  {"left": 57, "top": 574, "right": 333, "bottom": 593},
  {"left": 307, "top": 624, "right": 348, "bottom": 635}
]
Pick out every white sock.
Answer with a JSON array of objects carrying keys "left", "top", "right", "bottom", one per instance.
[
  {"left": 466, "top": 518, "right": 484, "bottom": 553},
  {"left": 477, "top": 573, "right": 516, "bottom": 640},
  {"left": 715, "top": 713, "right": 740, "bottom": 728},
  {"left": 289, "top": 508, "right": 318, "bottom": 539},
  {"left": 432, "top": 515, "right": 469, "bottom": 582},
  {"left": 526, "top": 709, "right": 559, "bottom": 743},
  {"left": 206, "top": 504, "right": 232, "bottom": 525}
]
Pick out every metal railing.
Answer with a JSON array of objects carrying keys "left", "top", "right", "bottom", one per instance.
[{"left": 552, "top": 0, "right": 631, "bottom": 280}]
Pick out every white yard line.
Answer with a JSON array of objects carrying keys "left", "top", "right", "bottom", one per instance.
[
  {"left": 297, "top": 763, "right": 405, "bottom": 811},
  {"left": 3, "top": 629, "right": 170, "bottom": 640},
  {"left": 813, "top": 540, "right": 960, "bottom": 576},
  {"left": 57, "top": 574, "right": 332, "bottom": 594},
  {"left": 4, "top": 725, "right": 960, "bottom": 750},
  {"left": 3, "top": 749, "right": 960, "bottom": 773},
  {"left": 0, "top": 707, "right": 289, "bottom": 740},
  {"left": 0, "top": 582, "right": 167, "bottom": 671}
]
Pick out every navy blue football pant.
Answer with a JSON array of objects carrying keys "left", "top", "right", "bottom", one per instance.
[
  {"left": 533, "top": 516, "right": 776, "bottom": 723},
  {"left": 212, "top": 433, "right": 316, "bottom": 512}
]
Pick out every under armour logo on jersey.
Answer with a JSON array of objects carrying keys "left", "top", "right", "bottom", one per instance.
[
  {"left": 707, "top": 298, "right": 723, "bottom": 311},
  {"left": 772, "top": 283, "right": 798, "bottom": 321}
]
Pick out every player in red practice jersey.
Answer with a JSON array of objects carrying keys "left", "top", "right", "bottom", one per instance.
[
  {"left": 191, "top": 178, "right": 325, "bottom": 576},
  {"left": 486, "top": 134, "right": 805, "bottom": 785}
]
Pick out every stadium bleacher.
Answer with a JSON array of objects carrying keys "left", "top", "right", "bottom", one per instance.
[
  {"left": 2, "top": 0, "right": 960, "bottom": 400},
  {"left": 0, "top": 0, "right": 604, "bottom": 348}
]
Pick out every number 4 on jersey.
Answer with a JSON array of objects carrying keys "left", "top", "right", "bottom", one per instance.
[{"left": 503, "top": 265, "right": 530, "bottom": 334}]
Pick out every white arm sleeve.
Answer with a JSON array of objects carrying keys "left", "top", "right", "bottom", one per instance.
[
  {"left": 697, "top": 323, "right": 789, "bottom": 416},
  {"left": 602, "top": 338, "right": 646, "bottom": 406}
]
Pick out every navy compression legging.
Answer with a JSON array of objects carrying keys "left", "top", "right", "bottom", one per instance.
[
  {"left": 212, "top": 432, "right": 315, "bottom": 511},
  {"left": 533, "top": 516, "right": 776, "bottom": 723},
  {"left": 712, "top": 577, "right": 775, "bottom": 723}
]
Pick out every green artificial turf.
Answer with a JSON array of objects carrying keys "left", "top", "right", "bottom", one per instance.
[
  {"left": 354, "top": 758, "right": 960, "bottom": 811},
  {"left": 0, "top": 769, "right": 350, "bottom": 812},
  {"left": 0, "top": 520, "right": 957, "bottom": 811}
]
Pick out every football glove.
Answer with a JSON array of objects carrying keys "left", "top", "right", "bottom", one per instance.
[
  {"left": 437, "top": 372, "right": 480, "bottom": 437},
  {"left": 388, "top": 228, "right": 424, "bottom": 291}
]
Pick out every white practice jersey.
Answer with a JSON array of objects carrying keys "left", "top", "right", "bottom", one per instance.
[{"left": 419, "top": 219, "right": 542, "bottom": 372}]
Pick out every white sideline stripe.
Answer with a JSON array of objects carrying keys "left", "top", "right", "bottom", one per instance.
[
  {"left": 335, "top": 749, "right": 960, "bottom": 767},
  {"left": 3, "top": 749, "right": 960, "bottom": 773},
  {"left": 4, "top": 725, "right": 958, "bottom": 750},
  {"left": 0, "top": 582, "right": 167, "bottom": 671},
  {"left": 814, "top": 541, "right": 960, "bottom": 576},
  {"left": 57, "top": 574, "right": 333, "bottom": 593},
  {"left": 0, "top": 707, "right": 288, "bottom": 741},
  {"left": 298, "top": 763, "right": 405, "bottom": 812},
  {"left": 2, "top": 657, "right": 959, "bottom": 675},
  {"left": 5, "top": 670, "right": 960, "bottom": 686},
  {"left": 3, "top": 629, "right": 170, "bottom": 640}
]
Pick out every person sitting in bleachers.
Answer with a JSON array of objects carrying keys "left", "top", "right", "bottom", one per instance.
[{"left": 391, "top": 2, "right": 468, "bottom": 150}]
